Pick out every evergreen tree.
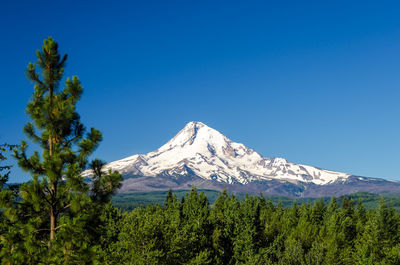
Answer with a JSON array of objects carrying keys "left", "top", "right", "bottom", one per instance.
[
  {"left": 85, "top": 159, "right": 123, "bottom": 261},
  {"left": 341, "top": 196, "right": 355, "bottom": 217},
  {"left": 15, "top": 36, "right": 101, "bottom": 244},
  {"left": 95, "top": 189, "right": 400, "bottom": 264},
  {"left": 0, "top": 144, "right": 20, "bottom": 259},
  {"left": 311, "top": 198, "right": 326, "bottom": 226},
  {"left": 288, "top": 200, "right": 300, "bottom": 228},
  {"left": 89, "top": 158, "right": 122, "bottom": 204},
  {"left": 97, "top": 203, "right": 125, "bottom": 264},
  {"left": 233, "top": 195, "right": 262, "bottom": 263},
  {"left": 326, "top": 197, "right": 339, "bottom": 218},
  {"left": 281, "top": 236, "right": 304, "bottom": 265},
  {"left": 289, "top": 203, "right": 314, "bottom": 252},
  {"left": 354, "top": 200, "right": 367, "bottom": 237},
  {"left": 376, "top": 197, "right": 399, "bottom": 245},
  {"left": 0, "top": 37, "right": 120, "bottom": 263},
  {"left": 0, "top": 144, "right": 17, "bottom": 184},
  {"left": 117, "top": 205, "right": 166, "bottom": 264},
  {"left": 210, "top": 189, "right": 240, "bottom": 264},
  {"left": 163, "top": 189, "right": 184, "bottom": 264},
  {"left": 180, "top": 188, "right": 213, "bottom": 264},
  {"left": 0, "top": 143, "right": 19, "bottom": 197}
]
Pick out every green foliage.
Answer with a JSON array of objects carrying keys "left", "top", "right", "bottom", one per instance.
[
  {"left": 112, "top": 189, "right": 222, "bottom": 210},
  {"left": 89, "top": 159, "right": 123, "bottom": 204},
  {"left": 0, "top": 143, "right": 18, "bottom": 188},
  {"left": 0, "top": 38, "right": 122, "bottom": 264},
  {"left": 3, "top": 37, "right": 400, "bottom": 264},
  {"left": 113, "top": 190, "right": 400, "bottom": 212},
  {"left": 102, "top": 189, "right": 400, "bottom": 264}
]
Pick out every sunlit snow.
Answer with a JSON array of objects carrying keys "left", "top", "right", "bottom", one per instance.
[{"left": 85, "top": 121, "right": 350, "bottom": 185}]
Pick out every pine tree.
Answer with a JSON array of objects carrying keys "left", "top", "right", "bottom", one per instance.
[
  {"left": 89, "top": 158, "right": 122, "bottom": 204},
  {"left": 180, "top": 188, "right": 213, "bottom": 264},
  {"left": 96, "top": 202, "right": 124, "bottom": 264},
  {"left": 163, "top": 189, "right": 184, "bottom": 264},
  {"left": 354, "top": 200, "right": 367, "bottom": 237},
  {"left": 85, "top": 159, "right": 123, "bottom": 259},
  {"left": 4, "top": 37, "right": 107, "bottom": 262},
  {"left": 233, "top": 195, "right": 263, "bottom": 263},
  {"left": 117, "top": 205, "right": 166, "bottom": 264},
  {"left": 0, "top": 144, "right": 13, "bottom": 183},
  {"left": 311, "top": 198, "right": 326, "bottom": 225},
  {"left": 0, "top": 143, "right": 19, "bottom": 200},
  {"left": 211, "top": 189, "right": 240, "bottom": 264},
  {"left": 281, "top": 236, "right": 305, "bottom": 265},
  {"left": 326, "top": 197, "right": 339, "bottom": 218},
  {"left": 0, "top": 144, "right": 20, "bottom": 258}
]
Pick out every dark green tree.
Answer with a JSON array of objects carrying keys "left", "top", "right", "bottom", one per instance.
[
  {"left": 92, "top": 189, "right": 400, "bottom": 264},
  {"left": 210, "top": 189, "right": 240, "bottom": 264},
  {"left": 89, "top": 159, "right": 122, "bottom": 204},
  {"left": 0, "top": 37, "right": 121, "bottom": 263},
  {"left": 117, "top": 205, "right": 166, "bottom": 264},
  {"left": 0, "top": 143, "right": 19, "bottom": 198},
  {"left": 15, "top": 36, "right": 102, "bottom": 244},
  {"left": 96, "top": 202, "right": 124, "bottom": 264},
  {"left": 354, "top": 200, "right": 367, "bottom": 237},
  {"left": 179, "top": 188, "right": 213, "bottom": 264},
  {"left": 0, "top": 144, "right": 13, "bottom": 182},
  {"left": 354, "top": 198, "right": 400, "bottom": 263},
  {"left": 0, "top": 144, "right": 20, "bottom": 258},
  {"left": 311, "top": 198, "right": 326, "bottom": 226},
  {"left": 84, "top": 159, "right": 123, "bottom": 261},
  {"left": 233, "top": 195, "right": 263, "bottom": 263}
]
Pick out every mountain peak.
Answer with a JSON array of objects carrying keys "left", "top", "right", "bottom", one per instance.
[
  {"left": 82, "top": 122, "right": 400, "bottom": 197},
  {"left": 96, "top": 121, "right": 352, "bottom": 188},
  {"left": 184, "top": 121, "right": 206, "bottom": 129},
  {"left": 158, "top": 121, "right": 227, "bottom": 152}
]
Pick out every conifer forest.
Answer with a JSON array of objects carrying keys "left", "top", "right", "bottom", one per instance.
[{"left": 2, "top": 38, "right": 400, "bottom": 265}]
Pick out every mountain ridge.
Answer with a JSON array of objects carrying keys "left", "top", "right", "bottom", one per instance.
[{"left": 84, "top": 121, "right": 400, "bottom": 197}]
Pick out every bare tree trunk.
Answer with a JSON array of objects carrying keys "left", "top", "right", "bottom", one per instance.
[
  {"left": 48, "top": 86, "right": 55, "bottom": 246},
  {"left": 48, "top": 181, "right": 57, "bottom": 248},
  {"left": 50, "top": 207, "right": 55, "bottom": 241}
]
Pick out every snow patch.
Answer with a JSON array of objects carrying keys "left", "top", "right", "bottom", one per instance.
[{"left": 88, "top": 121, "right": 351, "bottom": 185}]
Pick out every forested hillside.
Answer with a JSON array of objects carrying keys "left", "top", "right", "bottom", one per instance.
[
  {"left": 3, "top": 186, "right": 400, "bottom": 263},
  {"left": 112, "top": 190, "right": 400, "bottom": 211},
  {"left": 97, "top": 188, "right": 400, "bottom": 264}
]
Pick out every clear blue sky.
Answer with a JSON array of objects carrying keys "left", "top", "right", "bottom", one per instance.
[{"left": 1, "top": 0, "right": 400, "bottom": 182}]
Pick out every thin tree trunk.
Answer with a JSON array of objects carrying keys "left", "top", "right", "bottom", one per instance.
[
  {"left": 49, "top": 182, "right": 57, "bottom": 247},
  {"left": 50, "top": 207, "right": 55, "bottom": 241},
  {"left": 48, "top": 85, "right": 55, "bottom": 246}
]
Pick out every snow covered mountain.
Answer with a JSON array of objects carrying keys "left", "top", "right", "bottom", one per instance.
[{"left": 86, "top": 121, "right": 400, "bottom": 197}]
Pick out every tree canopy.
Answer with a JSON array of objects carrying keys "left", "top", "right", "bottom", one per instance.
[{"left": 109, "top": 188, "right": 400, "bottom": 265}]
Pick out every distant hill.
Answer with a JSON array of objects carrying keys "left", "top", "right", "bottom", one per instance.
[{"left": 112, "top": 190, "right": 400, "bottom": 211}]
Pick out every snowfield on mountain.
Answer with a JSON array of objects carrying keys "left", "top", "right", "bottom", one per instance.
[{"left": 84, "top": 122, "right": 400, "bottom": 197}]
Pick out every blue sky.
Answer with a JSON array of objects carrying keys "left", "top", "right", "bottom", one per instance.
[{"left": 1, "top": 0, "right": 400, "bottom": 182}]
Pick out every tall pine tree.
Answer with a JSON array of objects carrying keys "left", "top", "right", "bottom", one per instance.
[{"left": 13, "top": 37, "right": 102, "bottom": 251}]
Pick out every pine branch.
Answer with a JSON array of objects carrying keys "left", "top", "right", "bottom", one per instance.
[
  {"left": 23, "top": 123, "right": 42, "bottom": 144},
  {"left": 55, "top": 203, "right": 71, "bottom": 215},
  {"left": 54, "top": 224, "right": 66, "bottom": 231},
  {"left": 53, "top": 186, "right": 71, "bottom": 208}
]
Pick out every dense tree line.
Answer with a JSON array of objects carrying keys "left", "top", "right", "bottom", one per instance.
[
  {"left": 101, "top": 188, "right": 400, "bottom": 265},
  {"left": 2, "top": 182, "right": 400, "bottom": 264},
  {"left": 112, "top": 190, "right": 400, "bottom": 212}
]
